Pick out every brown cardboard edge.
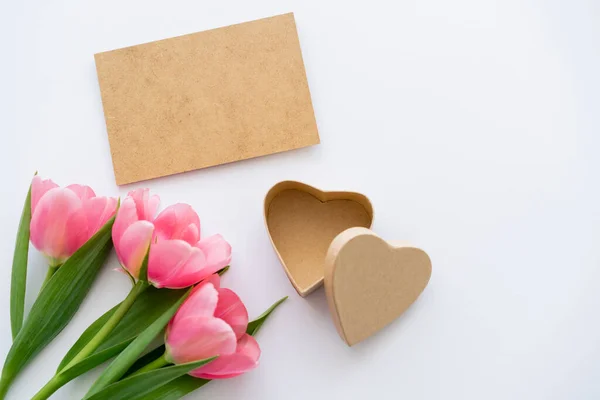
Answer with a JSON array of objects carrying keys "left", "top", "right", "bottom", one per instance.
[
  {"left": 288, "top": 13, "right": 321, "bottom": 147},
  {"left": 94, "top": 12, "right": 297, "bottom": 56},
  {"left": 93, "top": 52, "right": 122, "bottom": 186},
  {"left": 114, "top": 142, "right": 321, "bottom": 186},
  {"left": 263, "top": 181, "right": 374, "bottom": 297}
]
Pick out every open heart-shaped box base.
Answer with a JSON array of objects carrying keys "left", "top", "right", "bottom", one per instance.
[{"left": 264, "top": 181, "right": 373, "bottom": 297}]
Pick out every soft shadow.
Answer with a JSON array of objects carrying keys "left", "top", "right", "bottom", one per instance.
[{"left": 350, "top": 289, "right": 433, "bottom": 356}]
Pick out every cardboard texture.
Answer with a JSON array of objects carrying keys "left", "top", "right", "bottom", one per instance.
[
  {"left": 95, "top": 13, "right": 320, "bottom": 185},
  {"left": 264, "top": 181, "right": 373, "bottom": 297},
  {"left": 324, "top": 227, "right": 432, "bottom": 346}
]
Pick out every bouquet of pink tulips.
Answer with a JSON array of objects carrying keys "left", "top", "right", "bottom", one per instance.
[{"left": 1, "top": 176, "right": 286, "bottom": 400}]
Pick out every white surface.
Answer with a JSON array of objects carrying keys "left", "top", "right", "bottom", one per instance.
[{"left": 2, "top": 0, "right": 600, "bottom": 399}]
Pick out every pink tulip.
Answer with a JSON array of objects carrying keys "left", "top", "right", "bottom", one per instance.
[
  {"left": 165, "top": 275, "right": 260, "bottom": 379},
  {"left": 29, "top": 176, "right": 118, "bottom": 266},
  {"left": 112, "top": 189, "right": 232, "bottom": 289}
]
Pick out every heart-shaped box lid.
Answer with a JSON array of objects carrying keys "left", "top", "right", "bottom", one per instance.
[{"left": 324, "top": 227, "right": 432, "bottom": 346}]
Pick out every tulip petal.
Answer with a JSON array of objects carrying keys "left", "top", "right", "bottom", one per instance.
[
  {"left": 147, "top": 239, "right": 206, "bottom": 289},
  {"left": 30, "top": 188, "right": 86, "bottom": 264},
  {"left": 180, "top": 224, "right": 200, "bottom": 246},
  {"left": 165, "top": 316, "right": 237, "bottom": 364},
  {"left": 205, "top": 273, "right": 221, "bottom": 290},
  {"left": 128, "top": 188, "right": 160, "bottom": 221},
  {"left": 162, "top": 254, "right": 215, "bottom": 289},
  {"left": 153, "top": 204, "right": 201, "bottom": 245},
  {"left": 112, "top": 197, "right": 139, "bottom": 248},
  {"left": 83, "top": 197, "right": 118, "bottom": 237},
  {"left": 62, "top": 208, "right": 90, "bottom": 258},
  {"left": 66, "top": 184, "right": 96, "bottom": 201},
  {"left": 190, "top": 334, "right": 260, "bottom": 379},
  {"left": 159, "top": 235, "right": 231, "bottom": 288},
  {"left": 31, "top": 176, "right": 58, "bottom": 213},
  {"left": 194, "top": 234, "right": 232, "bottom": 275},
  {"left": 170, "top": 281, "right": 219, "bottom": 327},
  {"left": 117, "top": 220, "right": 154, "bottom": 278},
  {"left": 214, "top": 288, "right": 249, "bottom": 340}
]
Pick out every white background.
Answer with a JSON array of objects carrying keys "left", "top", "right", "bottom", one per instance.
[{"left": 1, "top": 0, "right": 599, "bottom": 399}]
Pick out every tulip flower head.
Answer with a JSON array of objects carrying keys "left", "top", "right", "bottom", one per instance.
[
  {"left": 165, "top": 275, "right": 260, "bottom": 379},
  {"left": 112, "top": 189, "right": 232, "bottom": 289},
  {"left": 29, "top": 176, "right": 118, "bottom": 266}
]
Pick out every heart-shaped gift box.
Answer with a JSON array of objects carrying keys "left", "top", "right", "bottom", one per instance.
[{"left": 264, "top": 181, "right": 432, "bottom": 345}]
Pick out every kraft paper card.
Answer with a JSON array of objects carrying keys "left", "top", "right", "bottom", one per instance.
[{"left": 95, "top": 13, "right": 320, "bottom": 185}]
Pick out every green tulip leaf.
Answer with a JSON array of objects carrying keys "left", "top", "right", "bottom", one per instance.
[
  {"left": 132, "top": 296, "right": 288, "bottom": 400},
  {"left": 0, "top": 215, "right": 116, "bottom": 399},
  {"left": 85, "top": 288, "right": 192, "bottom": 397},
  {"left": 53, "top": 339, "right": 133, "bottom": 389},
  {"left": 246, "top": 296, "right": 288, "bottom": 336},
  {"left": 123, "top": 345, "right": 166, "bottom": 378},
  {"left": 10, "top": 177, "right": 33, "bottom": 339},
  {"left": 217, "top": 265, "right": 230, "bottom": 276},
  {"left": 57, "top": 304, "right": 118, "bottom": 371},
  {"left": 57, "top": 287, "right": 185, "bottom": 372},
  {"left": 84, "top": 358, "right": 216, "bottom": 400},
  {"left": 53, "top": 265, "right": 231, "bottom": 387},
  {"left": 135, "top": 376, "right": 210, "bottom": 400},
  {"left": 137, "top": 251, "right": 150, "bottom": 283},
  {"left": 27, "top": 287, "right": 189, "bottom": 400}
]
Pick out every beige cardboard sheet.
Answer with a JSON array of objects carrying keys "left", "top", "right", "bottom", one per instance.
[{"left": 95, "top": 13, "right": 319, "bottom": 185}]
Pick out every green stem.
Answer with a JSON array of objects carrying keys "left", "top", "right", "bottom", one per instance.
[
  {"left": 62, "top": 280, "right": 148, "bottom": 370},
  {"left": 29, "top": 280, "right": 149, "bottom": 400},
  {"left": 30, "top": 374, "right": 67, "bottom": 400},
  {"left": 0, "top": 377, "right": 10, "bottom": 400},
  {"left": 129, "top": 353, "right": 170, "bottom": 377},
  {"left": 39, "top": 265, "right": 59, "bottom": 293}
]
